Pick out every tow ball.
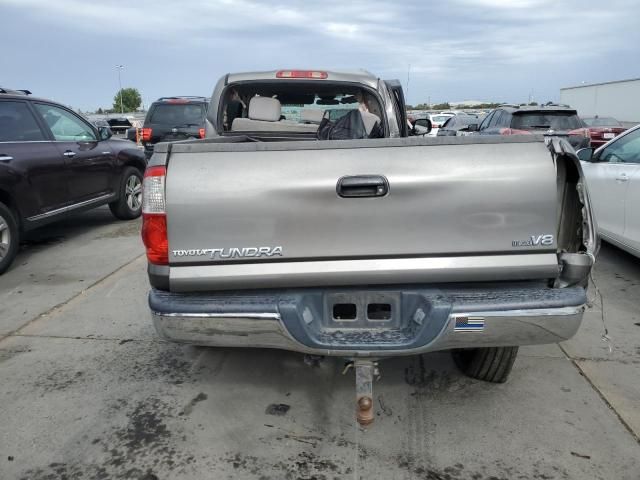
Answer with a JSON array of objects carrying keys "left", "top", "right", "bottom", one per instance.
[{"left": 343, "top": 359, "right": 381, "bottom": 427}]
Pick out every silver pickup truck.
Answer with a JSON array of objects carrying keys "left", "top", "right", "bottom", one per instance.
[{"left": 142, "top": 70, "right": 597, "bottom": 425}]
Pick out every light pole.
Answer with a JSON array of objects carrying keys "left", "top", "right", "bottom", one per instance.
[{"left": 116, "top": 65, "right": 124, "bottom": 114}]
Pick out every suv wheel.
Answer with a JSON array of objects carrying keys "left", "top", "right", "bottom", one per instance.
[
  {"left": 109, "top": 167, "right": 143, "bottom": 220},
  {"left": 451, "top": 347, "right": 518, "bottom": 383},
  {"left": 0, "top": 201, "right": 19, "bottom": 275}
]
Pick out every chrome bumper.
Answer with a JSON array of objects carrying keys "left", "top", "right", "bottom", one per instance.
[{"left": 152, "top": 305, "right": 584, "bottom": 358}]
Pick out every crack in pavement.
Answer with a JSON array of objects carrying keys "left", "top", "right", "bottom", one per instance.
[
  {"left": 9, "top": 333, "right": 165, "bottom": 344},
  {"left": 559, "top": 343, "right": 640, "bottom": 445},
  {"left": 0, "top": 253, "right": 144, "bottom": 345}
]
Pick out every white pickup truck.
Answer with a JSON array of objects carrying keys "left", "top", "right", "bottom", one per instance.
[{"left": 141, "top": 70, "right": 597, "bottom": 425}]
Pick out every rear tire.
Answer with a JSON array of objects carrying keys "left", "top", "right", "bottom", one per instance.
[
  {"left": 0, "top": 201, "right": 19, "bottom": 275},
  {"left": 451, "top": 346, "right": 519, "bottom": 383},
  {"left": 109, "top": 167, "right": 143, "bottom": 220}
]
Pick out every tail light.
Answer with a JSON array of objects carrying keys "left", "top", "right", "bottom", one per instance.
[
  {"left": 199, "top": 128, "right": 205, "bottom": 139},
  {"left": 568, "top": 128, "right": 590, "bottom": 138},
  {"left": 141, "top": 166, "right": 168, "bottom": 265},
  {"left": 500, "top": 128, "right": 532, "bottom": 135},
  {"left": 141, "top": 128, "right": 152, "bottom": 141}
]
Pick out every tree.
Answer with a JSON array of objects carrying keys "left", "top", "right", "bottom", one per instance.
[
  {"left": 96, "top": 107, "right": 104, "bottom": 114},
  {"left": 113, "top": 88, "right": 141, "bottom": 113},
  {"left": 431, "top": 102, "right": 450, "bottom": 111}
]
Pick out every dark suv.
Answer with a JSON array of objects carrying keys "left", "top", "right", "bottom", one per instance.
[
  {"left": 471, "top": 104, "right": 590, "bottom": 149},
  {"left": 141, "top": 96, "right": 208, "bottom": 159},
  {"left": 0, "top": 87, "right": 147, "bottom": 274}
]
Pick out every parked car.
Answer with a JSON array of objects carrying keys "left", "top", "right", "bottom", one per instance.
[
  {"left": 0, "top": 88, "right": 146, "bottom": 274},
  {"left": 470, "top": 104, "right": 590, "bottom": 149},
  {"left": 428, "top": 113, "right": 455, "bottom": 136},
  {"left": 141, "top": 96, "right": 209, "bottom": 159},
  {"left": 142, "top": 69, "right": 596, "bottom": 425},
  {"left": 106, "top": 117, "right": 133, "bottom": 135},
  {"left": 436, "top": 114, "right": 479, "bottom": 136},
  {"left": 578, "top": 124, "right": 640, "bottom": 257},
  {"left": 582, "top": 116, "right": 627, "bottom": 148}
]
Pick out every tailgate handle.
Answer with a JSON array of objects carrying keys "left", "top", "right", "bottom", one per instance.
[{"left": 337, "top": 175, "right": 389, "bottom": 198}]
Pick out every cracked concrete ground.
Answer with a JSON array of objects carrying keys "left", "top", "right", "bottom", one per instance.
[{"left": 1, "top": 208, "right": 639, "bottom": 479}]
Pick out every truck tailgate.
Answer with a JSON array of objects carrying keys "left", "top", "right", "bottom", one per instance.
[{"left": 164, "top": 137, "right": 560, "bottom": 290}]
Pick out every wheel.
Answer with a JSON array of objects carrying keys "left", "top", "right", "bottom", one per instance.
[
  {"left": 109, "top": 167, "right": 143, "bottom": 220},
  {"left": 0, "top": 201, "right": 19, "bottom": 275},
  {"left": 451, "top": 346, "right": 519, "bottom": 383}
]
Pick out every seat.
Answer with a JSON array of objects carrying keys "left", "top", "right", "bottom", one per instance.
[
  {"left": 300, "top": 109, "right": 325, "bottom": 124},
  {"left": 231, "top": 96, "right": 281, "bottom": 131},
  {"left": 232, "top": 97, "right": 318, "bottom": 133}
]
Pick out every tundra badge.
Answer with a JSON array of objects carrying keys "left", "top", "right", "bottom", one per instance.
[{"left": 172, "top": 246, "right": 283, "bottom": 259}]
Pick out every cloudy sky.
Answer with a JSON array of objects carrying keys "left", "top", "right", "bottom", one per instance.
[{"left": 1, "top": 0, "right": 638, "bottom": 111}]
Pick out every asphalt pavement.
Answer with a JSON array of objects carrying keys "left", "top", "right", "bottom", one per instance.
[{"left": 0, "top": 208, "right": 639, "bottom": 480}]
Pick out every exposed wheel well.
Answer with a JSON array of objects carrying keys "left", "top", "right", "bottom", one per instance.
[{"left": 125, "top": 158, "right": 146, "bottom": 173}]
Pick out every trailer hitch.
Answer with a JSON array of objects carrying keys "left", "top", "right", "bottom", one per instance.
[{"left": 343, "top": 360, "right": 380, "bottom": 426}]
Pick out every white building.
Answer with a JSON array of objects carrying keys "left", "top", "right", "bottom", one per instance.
[{"left": 560, "top": 78, "right": 640, "bottom": 124}]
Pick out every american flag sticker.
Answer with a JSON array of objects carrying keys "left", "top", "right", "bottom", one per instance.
[{"left": 454, "top": 315, "right": 485, "bottom": 332}]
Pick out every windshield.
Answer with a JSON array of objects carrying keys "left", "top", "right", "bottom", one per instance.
[
  {"left": 449, "top": 116, "right": 477, "bottom": 127},
  {"left": 281, "top": 94, "right": 359, "bottom": 122},
  {"left": 431, "top": 115, "right": 452, "bottom": 123},
  {"left": 511, "top": 112, "right": 583, "bottom": 130},
  {"left": 583, "top": 117, "right": 622, "bottom": 127},
  {"left": 149, "top": 103, "right": 205, "bottom": 125}
]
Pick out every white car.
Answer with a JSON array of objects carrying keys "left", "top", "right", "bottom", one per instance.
[
  {"left": 428, "top": 113, "right": 455, "bottom": 136},
  {"left": 579, "top": 124, "right": 640, "bottom": 257}
]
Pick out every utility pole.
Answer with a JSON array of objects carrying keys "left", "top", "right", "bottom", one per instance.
[{"left": 116, "top": 65, "right": 124, "bottom": 114}]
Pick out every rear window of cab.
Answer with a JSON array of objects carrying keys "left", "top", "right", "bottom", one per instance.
[
  {"left": 511, "top": 112, "right": 583, "bottom": 130},
  {"left": 149, "top": 104, "right": 206, "bottom": 125}
]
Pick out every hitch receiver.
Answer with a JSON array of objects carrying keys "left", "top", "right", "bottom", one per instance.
[{"left": 354, "top": 360, "right": 377, "bottom": 426}]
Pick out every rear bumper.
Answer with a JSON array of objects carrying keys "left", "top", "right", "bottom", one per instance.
[{"left": 149, "top": 284, "right": 586, "bottom": 357}]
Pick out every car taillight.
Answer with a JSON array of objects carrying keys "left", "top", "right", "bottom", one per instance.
[
  {"left": 141, "top": 166, "right": 168, "bottom": 265},
  {"left": 276, "top": 70, "right": 328, "bottom": 79},
  {"left": 199, "top": 128, "right": 205, "bottom": 139},
  {"left": 141, "top": 128, "right": 152, "bottom": 141},
  {"left": 500, "top": 128, "right": 532, "bottom": 135},
  {"left": 568, "top": 128, "right": 590, "bottom": 138}
]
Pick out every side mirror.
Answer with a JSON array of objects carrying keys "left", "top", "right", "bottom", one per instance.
[
  {"left": 412, "top": 118, "right": 432, "bottom": 135},
  {"left": 467, "top": 123, "right": 479, "bottom": 132},
  {"left": 98, "top": 126, "right": 113, "bottom": 141},
  {"left": 125, "top": 128, "right": 137, "bottom": 142},
  {"left": 576, "top": 147, "right": 595, "bottom": 162}
]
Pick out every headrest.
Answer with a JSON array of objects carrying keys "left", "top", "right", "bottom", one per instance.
[
  {"left": 300, "top": 109, "right": 325, "bottom": 124},
  {"left": 248, "top": 96, "right": 281, "bottom": 122}
]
